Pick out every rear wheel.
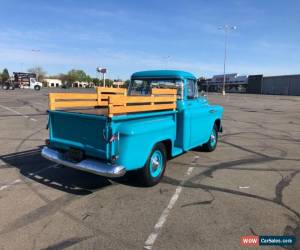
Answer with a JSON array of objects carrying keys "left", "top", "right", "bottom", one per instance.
[
  {"left": 202, "top": 124, "right": 218, "bottom": 152},
  {"left": 2, "top": 84, "right": 8, "bottom": 90},
  {"left": 34, "top": 85, "right": 41, "bottom": 91},
  {"left": 138, "top": 143, "right": 167, "bottom": 186}
]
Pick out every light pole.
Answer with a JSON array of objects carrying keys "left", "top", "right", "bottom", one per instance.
[
  {"left": 31, "top": 49, "right": 41, "bottom": 80},
  {"left": 218, "top": 25, "right": 236, "bottom": 96},
  {"left": 96, "top": 67, "right": 107, "bottom": 87}
]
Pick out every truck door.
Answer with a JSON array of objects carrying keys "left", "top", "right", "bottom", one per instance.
[
  {"left": 30, "top": 78, "right": 36, "bottom": 89},
  {"left": 186, "top": 79, "right": 212, "bottom": 148}
]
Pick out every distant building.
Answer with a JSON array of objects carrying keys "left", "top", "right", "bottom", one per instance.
[
  {"left": 72, "top": 81, "right": 95, "bottom": 88},
  {"left": 113, "top": 81, "right": 125, "bottom": 88},
  {"left": 44, "top": 78, "right": 62, "bottom": 88},
  {"left": 203, "top": 73, "right": 248, "bottom": 93},
  {"left": 200, "top": 73, "right": 300, "bottom": 96},
  {"left": 248, "top": 74, "right": 300, "bottom": 96}
]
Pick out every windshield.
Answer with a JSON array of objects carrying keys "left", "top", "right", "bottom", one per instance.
[{"left": 128, "top": 78, "right": 184, "bottom": 99}]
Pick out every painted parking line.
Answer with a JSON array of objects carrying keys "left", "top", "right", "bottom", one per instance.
[
  {"left": 0, "top": 164, "right": 60, "bottom": 192},
  {"left": 144, "top": 166, "right": 194, "bottom": 250},
  {"left": 0, "top": 104, "right": 37, "bottom": 122},
  {"left": 0, "top": 179, "right": 21, "bottom": 191},
  {"left": 0, "top": 159, "right": 6, "bottom": 166},
  {"left": 27, "top": 163, "right": 60, "bottom": 176}
]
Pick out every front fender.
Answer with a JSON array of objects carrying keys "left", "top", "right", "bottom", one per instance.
[{"left": 209, "top": 105, "right": 224, "bottom": 134}]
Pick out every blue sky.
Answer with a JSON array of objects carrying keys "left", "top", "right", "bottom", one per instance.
[{"left": 0, "top": 0, "right": 299, "bottom": 79}]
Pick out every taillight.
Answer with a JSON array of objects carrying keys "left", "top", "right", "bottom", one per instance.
[
  {"left": 112, "top": 155, "right": 119, "bottom": 161},
  {"left": 45, "top": 139, "right": 50, "bottom": 145},
  {"left": 109, "top": 132, "right": 119, "bottom": 143}
]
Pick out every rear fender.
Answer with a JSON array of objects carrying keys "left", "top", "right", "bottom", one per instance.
[{"left": 113, "top": 114, "right": 176, "bottom": 171}]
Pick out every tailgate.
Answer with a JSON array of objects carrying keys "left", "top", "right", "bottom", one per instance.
[{"left": 48, "top": 111, "right": 110, "bottom": 160}]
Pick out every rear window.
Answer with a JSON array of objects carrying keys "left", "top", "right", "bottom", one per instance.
[{"left": 129, "top": 79, "right": 184, "bottom": 99}]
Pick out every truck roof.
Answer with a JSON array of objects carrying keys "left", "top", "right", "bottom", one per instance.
[{"left": 131, "top": 70, "right": 196, "bottom": 80}]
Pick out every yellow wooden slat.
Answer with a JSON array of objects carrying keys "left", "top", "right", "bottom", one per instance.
[
  {"left": 97, "top": 87, "right": 126, "bottom": 94},
  {"left": 49, "top": 93, "right": 56, "bottom": 110},
  {"left": 98, "top": 94, "right": 127, "bottom": 99},
  {"left": 109, "top": 103, "right": 176, "bottom": 116},
  {"left": 109, "top": 95, "right": 175, "bottom": 104},
  {"left": 49, "top": 93, "right": 97, "bottom": 100},
  {"left": 151, "top": 88, "right": 177, "bottom": 95},
  {"left": 108, "top": 95, "right": 126, "bottom": 106},
  {"left": 97, "top": 87, "right": 126, "bottom": 106},
  {"left": 54, "top": 101, "right": 98, "bottom": 109},
  {"left": 97, "top": 101, "right": 108, "bottom": 106}
]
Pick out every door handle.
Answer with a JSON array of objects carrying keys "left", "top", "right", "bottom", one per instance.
[{"left": 209, "top": 109, "right": 216, "bottom": 113}]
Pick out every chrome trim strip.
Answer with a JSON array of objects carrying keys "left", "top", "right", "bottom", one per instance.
[{"left": 41, "top": 146, "right": 126, "bottom": 178}]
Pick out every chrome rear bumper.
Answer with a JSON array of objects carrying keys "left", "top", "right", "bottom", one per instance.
[{"left": 41, "top": 146, "right": 126, "bottom": 178}]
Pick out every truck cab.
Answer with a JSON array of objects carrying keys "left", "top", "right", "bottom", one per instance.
[
  {"left": 28, "top": 78, "right": 43, "bottom": 90},
  {"left": 42, "top": 70, "right": 223, "bottom": 186},
  {"left": 129, "top": 70, "right": 222, "bottom": 151}
]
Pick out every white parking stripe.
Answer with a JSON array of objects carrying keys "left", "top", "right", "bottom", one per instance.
[
  {"left": 144, "top": 166, "right": 194, "bottom": 250},
  {"left": 0, "top": 179, "right": 21, "bottom": 191},
  {"left": 0, "top": 159, "right": 6, "bottom": 166},
  {"left": 0, "top": 104, "right": 37, "bottom": 122},
  {"left": 27, "top": 163, "right": 59, "bottom": 176},
  {"left": 0, "top": 164, "right": 60, "bottom": 191}
]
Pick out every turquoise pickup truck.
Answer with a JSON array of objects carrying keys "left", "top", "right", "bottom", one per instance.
[{"left": 42, "top": 70, "right": 224, "bottom": 186}]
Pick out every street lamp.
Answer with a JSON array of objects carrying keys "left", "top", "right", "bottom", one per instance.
[
  {"left": 96, "top": 67, "right": 107, "bottom": 87},
  {"left": 218, "top": 25, "right": 236, "bottom": 96},
  {"left": 31, "top": 49, "right": 41, "bottom": 80}
]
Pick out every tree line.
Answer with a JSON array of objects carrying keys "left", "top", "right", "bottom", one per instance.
[{"left": 0, "top": 67, "right": 129, "bottom": 87}]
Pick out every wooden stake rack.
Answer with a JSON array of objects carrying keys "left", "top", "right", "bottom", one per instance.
[{"left": 49, "top": 87, "right": 177, "bottom": 117}]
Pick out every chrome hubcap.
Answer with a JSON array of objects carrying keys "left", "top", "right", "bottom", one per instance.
[{"left": 152, "top": 157, "right": 159, "bottom": 171}]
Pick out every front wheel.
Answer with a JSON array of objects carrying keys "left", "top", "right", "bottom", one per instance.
[
  {"left": 202, "top": 125, "right": 218, "bottom": 152},
  {"left": 138, "top": 143, "right": 167, "bottom": 186}
]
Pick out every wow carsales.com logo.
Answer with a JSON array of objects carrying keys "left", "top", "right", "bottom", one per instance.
[{"left": 240, "top": 235, "right": 296, "bottom": 247}]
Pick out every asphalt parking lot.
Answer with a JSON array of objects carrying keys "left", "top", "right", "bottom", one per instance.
[{"left": 0, "top": 88, "right": 299, "bottom": 250}]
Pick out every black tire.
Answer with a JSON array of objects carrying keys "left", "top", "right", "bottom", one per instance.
[
  {"left": 138, "top": 143, "right": 167, "bottom": 186},
  {"left": 2, "top": 84, "right": 8, "bottom": 90},
  {"left": 9, "top": 85, "right": 14, "bottom": 90},
  {"left": 34, "top": 85, "right": 41, "bottom": 91},
  {"left": 202, "top": 124, "right": 218, "bottom": 152}
]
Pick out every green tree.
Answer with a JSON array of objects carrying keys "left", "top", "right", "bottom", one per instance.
[
  {"left": 86, "top": 75, "right": 92, "bottom": 83},
  {"left": 1, "top": 68, "right": 10, "bottom": 82},
  {"left": 123, "top": 80, "right": 130, "bottom": 88},
  {"left": 99, "top": 79, "right": 113, "bottom": 87},
  {"left": 92, "top": 78, "right": 100, "bottom": 86},
  {"left": 28, "top": 67, "right": 46, "bottom": 81},
  {"left": 66, "top": 69, "right": 89, "bottom": 83}
]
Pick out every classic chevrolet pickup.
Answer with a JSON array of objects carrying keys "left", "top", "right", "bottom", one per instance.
[{"left": 42, "top": 70, "right": 224, "bottom": 186}]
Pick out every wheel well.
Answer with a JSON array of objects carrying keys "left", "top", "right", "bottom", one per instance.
[
  {"left": 160, "top": 139, "right": 172, "bottom": 159},
  {"left": 214, "top": 119, "right": 221, "bottom": 132}
]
